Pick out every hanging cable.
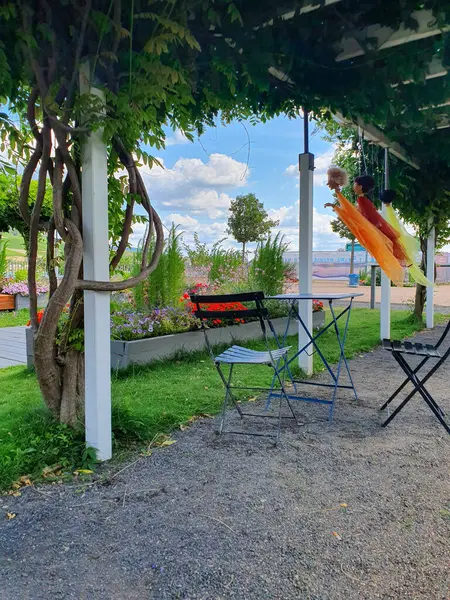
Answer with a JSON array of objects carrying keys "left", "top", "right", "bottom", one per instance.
[{"left": 359, "top": 127, "right": 368, "bottom": 175}]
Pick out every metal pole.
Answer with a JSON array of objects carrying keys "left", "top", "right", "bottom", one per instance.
[
  {"left": 298, "top": 110, "right": 314, "bottom": 375},
  {"left": 370, "top": 264, "right": 376, "bottom": 309},
  {"left": 303, "top": 110, "right": 309, "bottom": 154},
  {"left": 80, "top": 64, "right": 112, "bottom": 461},
  {"left": 426, "top": 218, "right": 435, "bottom": 328},
  {"left": 380, "top": 149, "right": 391, "bottom": 340}
]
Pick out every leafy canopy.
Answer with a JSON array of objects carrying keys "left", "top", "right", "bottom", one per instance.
[
  {"left": 0, "top": 172, "right": 52, "bottom": 237},
  {"left": 227, "top": 193, "right": 278, "bottom": 247}
]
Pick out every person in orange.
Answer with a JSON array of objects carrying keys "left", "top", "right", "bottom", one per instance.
[
  {"left": 353, "top": 175, "right": 408, "bottom": 264},
  {"left": 325, "top": 167, "right": 404, "bottom": 285}
]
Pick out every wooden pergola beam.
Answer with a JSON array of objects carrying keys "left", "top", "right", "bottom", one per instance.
[
  {"left": 333, "top": 112, "right": 420, "bottom": 170},
  {"left": 336, "top": 9, "right": 450, "bottom": 62}
]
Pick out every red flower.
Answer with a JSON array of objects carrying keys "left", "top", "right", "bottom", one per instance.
[
  {"left": 183, "top": 292, "right": 189, "bottom": 299},
  {"left": 27, "top": 309, "right": 44, "bottom": 327}
]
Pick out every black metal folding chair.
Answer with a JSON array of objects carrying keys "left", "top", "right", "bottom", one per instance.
[
  {"left": 380, "top": 320, "right": 450, "bottom": 434},
  {"left": 190, "top": 291, "right": 299, "bottom": 443}
]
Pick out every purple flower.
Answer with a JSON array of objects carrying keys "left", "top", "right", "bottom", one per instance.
[{"left": 1, "top": 282, "right": 49, "bottom": 296}]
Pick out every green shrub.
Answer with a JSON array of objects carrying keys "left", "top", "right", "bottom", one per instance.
[
  {"left": 131, "top": 224, "right": 186, "bottom": 309},
  {"left": 147, "top": 224, "right": 186, "bottom": 307},
  {"left": 209, "top": 246, "right": 242, "bottom": 285},
  {"left": 185, "top": 232, "right": 226, "bottom": 268},
  {"left": 0, "top": 240, "right": 7, "bottom": 281},
  {"left": 14, "top": 268, "right": 28, "bottom": 282},
  {"left": 250, "top": 233, "right": 289, "bottom": 296},
  {"left": 131, "top": 240, "right": 146, "bottom": 310}
]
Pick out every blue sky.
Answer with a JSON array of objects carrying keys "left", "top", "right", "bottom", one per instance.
[{"left": 135, "top": 114, "right": 343, "bottom": 253}]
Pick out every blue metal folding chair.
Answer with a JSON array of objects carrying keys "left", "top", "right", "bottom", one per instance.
[{"left": 190, "top": 291, "right": 299, "bottom": 443}]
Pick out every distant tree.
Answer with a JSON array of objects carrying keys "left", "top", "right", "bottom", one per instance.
[
  {"left": 227, "top": 193, "right": 279, "bottom": 262},
  {"left": 0, "top": 173, "right": 52, "bottom": 253}
]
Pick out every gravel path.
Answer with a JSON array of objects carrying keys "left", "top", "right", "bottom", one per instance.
[{"left": 1, "top": 325, "right": 449, "bottom": 600}]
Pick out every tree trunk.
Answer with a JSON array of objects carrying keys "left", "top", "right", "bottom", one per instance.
[
  {"left": 414, "top": 284, "right": 426, "bottom": 321},
  {"left": 414, "top": 236, "right": 427, "bottom": 320},
  {"left": 60, "top": 349, "right": 85, "bottom": 426},
  {"left": 349, "top": 239, "right": 355, "bottom": 275},
  {"left": 242, "top": 241, "right": 246, "bottom": 264}
]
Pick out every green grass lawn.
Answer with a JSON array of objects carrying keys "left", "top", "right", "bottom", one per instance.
[
  {"left": 2, "top": 231, "right": 46, "bottom": 259},
  {"left": 0, "top": 308, "right": 445, "bottom": 490},
  {"left": 0, "top": 309, "right": 30, "bottom": 328}
]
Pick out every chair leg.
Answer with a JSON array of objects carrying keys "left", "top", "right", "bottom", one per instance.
[
  {"left": 275, "top": 393, "right": 283, "bottom": 445},
  {"left": 216, "top": 364, "right": 241, "bottom": 436},
  {"left": 382, "top": 353, "right": 449, "bottom": 434},
  {"left": 396, "top": 353, "right": 447, "bottom": 420},
  {"left": 379, "top": 355, "right": 429, "bottom": 411},
  {"left": 272, "top": 364, "right": 299, "bottom": 427}
]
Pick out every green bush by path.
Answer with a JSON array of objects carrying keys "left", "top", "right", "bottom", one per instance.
[
  {"left": 0, "top": 309, "right": 445, "bottom": 490},
  {"left": 0, "top": 309, "right": 29, "bottom": 328}
]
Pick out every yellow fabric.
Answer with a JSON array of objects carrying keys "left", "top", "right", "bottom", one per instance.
[
  {"left": 384, "top": 205, "right": 434, "bottom": 287},
  {"left": 333, "top": 192, "right": 404, "bottom": 286}
]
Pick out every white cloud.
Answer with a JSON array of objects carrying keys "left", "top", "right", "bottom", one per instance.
[
  {"left": 128, "top": 222, "right": 148, "bottom": 247},
  {"left": 165, "top": 129, "right": 190, "bottom": 147},
  {"left": 285, "top": 144, "right": 336, "bottom": 187},
  {"left": 314, "top": 146, "right": 336, "bottom": 186},
  {"left": 161, "top": 190, "right": 233, "bottom": 220},
  {"left": 166, "top": 213, "right": 200, "bottom": 228},
  {"left": 144, "top": 153, "right": 249, "bottom": 195},
  {"left": 285, "top": 163, "right": 297, "bottom": 177},
  {"left": 142, "top": 153, "right": 248, "bottom": 220},
  {"left": 268, "top": 200, "right": 342, "bottom": 250},
  {"left": 163, "top": 213, "right": 228, "bottom": 248}
]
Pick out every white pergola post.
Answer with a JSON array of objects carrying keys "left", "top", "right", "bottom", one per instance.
[
  {"left": 80, "top": 66, "right": 112, "bottom": 461},
  {"left": 298, "top": 113, "right": 314, "bottom": 375},
  {"left": 426, "top": 219, "right": 435, "bottom": 328},
  {"left": 380, "top": 148, "right": 391, "bottom": 340}
]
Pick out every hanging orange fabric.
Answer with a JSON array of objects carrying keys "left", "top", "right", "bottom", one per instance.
[
  {"left": 333, "top": 191, "right": 404, "bottom": 285},
  {"left": 356, "top": 196, "right": 408, "bottom": 264}
]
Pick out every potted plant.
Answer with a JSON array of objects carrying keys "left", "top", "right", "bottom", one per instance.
[
  {"left": 312, "top": 299, "right": 325, "bottom": 329},
  {"left": 1, "top": 281, "right": 49, "bottom": 311}
]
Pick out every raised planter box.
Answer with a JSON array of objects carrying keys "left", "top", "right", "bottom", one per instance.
[
  {"left": 15, "top": 293, "right": 48, "bottom": 311},
  {"left": 0, "top": 293, "right": 47, "bottom": 312},
  {"left": 26, "top": 311, "right": 326, "bottom": 370},
  {"left": 0, "top": 294, "right": 15, "bottom": 311}
]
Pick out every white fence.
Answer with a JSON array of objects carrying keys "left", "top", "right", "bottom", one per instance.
[{"left": 6, "top": 260, "right": 27, "bottom": 277}]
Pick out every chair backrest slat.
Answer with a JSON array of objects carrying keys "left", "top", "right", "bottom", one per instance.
[
  {"left": 190, "top": 291, "right": 264, "bottom": 304},
  {"left": 190, "top": 291, "right": 267, "bottom": 321},
  {"left": 196, "top": 308, "right": 266, "bottom": 320},
  {"left": 190, "top": 290, "right": 282, "bottom": 363}
]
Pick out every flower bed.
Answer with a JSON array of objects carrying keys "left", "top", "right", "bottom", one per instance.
[
  {"left": 0, "top": 282, "right": 49, "bottom": 311},
  {"left": 27, "top": 311, "right": 326, "bottom": 370}
]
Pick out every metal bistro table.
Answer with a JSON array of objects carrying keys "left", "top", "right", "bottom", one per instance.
[{"left": 267, "top": 293, "right": 364, "bottom": 420}]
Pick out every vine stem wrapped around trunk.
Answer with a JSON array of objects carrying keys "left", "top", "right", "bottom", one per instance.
[{"left": 24, "top": 90, "right": 164, "bottom": 424}]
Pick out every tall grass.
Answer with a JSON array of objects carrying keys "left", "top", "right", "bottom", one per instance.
[
  {"left": 131, "top": 224, "right": 186, "bottom": 309},
  {"left": 131, "top": 238, "right": 146, "bottom": 310},
  {"left": 250, "top": 232, "right": 289, "bottom": 296},
  {"left": 0, "top": 240, "right": 7, "bottom": 281},
  {"left": 209, "top": 246, "right": 242, "bottom": 285},
  {"left": 147, "top": 225, "right": 185, "bottom": 307}
]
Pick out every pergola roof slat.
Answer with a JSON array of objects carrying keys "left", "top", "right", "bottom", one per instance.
[
  {"left": 336, "top": 9, "right": 449, "bottom": 62},
  {"left": 334, "top": 112, "right": 420, "bottom": 170}
]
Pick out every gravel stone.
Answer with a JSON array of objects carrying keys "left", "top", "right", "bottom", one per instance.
[{"left": 1, "top": 324, "right": 449, "bottom": 600}]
